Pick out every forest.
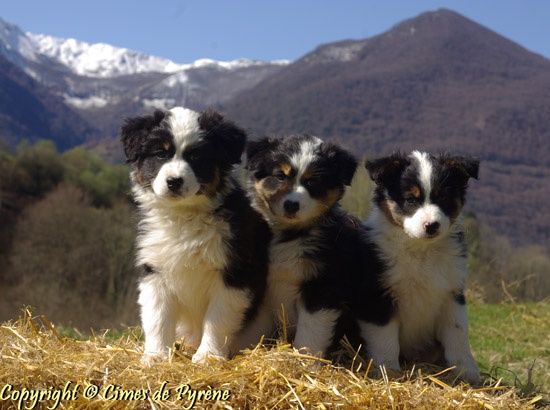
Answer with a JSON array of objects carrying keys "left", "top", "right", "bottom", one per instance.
[{"left": 0, "top": 140, "right": 548, "bottom": 331}]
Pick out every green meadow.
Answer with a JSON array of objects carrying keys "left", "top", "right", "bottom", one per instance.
[{"left": 468, "top": 302, "right": 549, "bottom": 398}]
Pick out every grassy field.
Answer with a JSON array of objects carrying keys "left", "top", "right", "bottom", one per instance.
[
  {"left": 468, "top": 302, "right": 550, "bottom": 399},
  {"left": 1, "top": 302, "right": 548, "bottom": 409}
]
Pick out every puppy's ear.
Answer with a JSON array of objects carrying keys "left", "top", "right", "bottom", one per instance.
[
  {"left": 245, "top": 137, "right": 280, "bottom": 170},
  {"left": 322, "top": 143, "right": 358, "bottom": 186},
  {"left": 120, "top": 110, "right": 166, "bottom": 163},
  {"left": 198, "top": 109, "right": 247, "bottom": 164},
  {"left": 446, "top": 156, "right": 480, "bottom": 180},
  {"left": 365, "top": 152, "right": 408, "bottom": 185}
]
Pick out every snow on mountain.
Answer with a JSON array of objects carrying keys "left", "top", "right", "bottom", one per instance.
[
  {"left": 0, "top": 17, "right": 42, "bottom": 63},
  {"left": 1, "top": 16, "right": 289, "bottom": 79},
  {"left": 27, "top": 33, "right": 186, "bottom": 78},
  {"left": 0, "top": 16, "right": 290, "bottom": 138},
  {"left": 27, "top": 31, "right": 289, "bottom": 78}
]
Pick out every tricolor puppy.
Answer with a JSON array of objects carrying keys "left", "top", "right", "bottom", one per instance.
[
  {"left": 120, "top": 107, "right": 270, "bottom": 363},
  {"left": 356, "top": 150, "right": 480, "bottom": 383},
  {"left": 243, "top": 134, "right": 360, "bottom": 357}
]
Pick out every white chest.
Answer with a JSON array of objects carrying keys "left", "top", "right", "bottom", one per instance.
[
  {"left": 380, "top": 235, "right": 466, "bottom": 352},
  {"left": 137, "top": 207, "right": 232, "bottom": 293}
]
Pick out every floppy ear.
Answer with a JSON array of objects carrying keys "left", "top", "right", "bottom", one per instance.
[
  {"left": 365, "top": 152, "right": 409, "bottom": 185},
  {"left": 245, "top": 136, "right": 281, "bottom": 171},
  {"left": 441, "top": 153, "right": 480, "bottom": 184},
  {"left": 322, "top": 142, "right": 358, "bottom": 186},
  {"left": 451, "top": 156, "right": 480, "bottom": 180},
  {"left": 120, "top": 110, "right": 166, "bottom": 163},
  {"left": 198, "top": 109, "right": 247, "bottom": 164}
]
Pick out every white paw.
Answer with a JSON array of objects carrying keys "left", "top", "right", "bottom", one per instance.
[
  {"left": 448, "top": 355, "right": 480, "bottom": 384},
  {"left": 191, "top": 346, "right": 225, "bottom": 364},
  {"left": 141, "top": 352, "right": 167, "bottom": 366},
  {"left": 454, "top": 362, "right": 480, "bottom": 385}
]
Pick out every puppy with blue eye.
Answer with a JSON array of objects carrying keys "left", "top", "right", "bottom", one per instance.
[{"left": 240, "top": 134, "right": 361, "bottom": 357}]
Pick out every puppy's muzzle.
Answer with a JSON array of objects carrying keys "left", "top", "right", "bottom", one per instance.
[
  {"left": 167, "top": 177, "right": 184, "bottom": 194},
  {"left": 424, "top": 221, "right": 440, "bottom": 237},
  {"left": 283, "top": 200, "right": 300, "bottom": 217}
]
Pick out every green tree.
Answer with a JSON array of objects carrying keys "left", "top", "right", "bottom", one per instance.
[{"left": 7, "top": 140, "right": 64, "bottom": 197}]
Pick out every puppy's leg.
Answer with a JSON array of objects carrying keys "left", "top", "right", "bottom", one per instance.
[
  {"left": 358, "top": 318, "right": 401, "bottom": 371},
  {"left": 230, "top": 303, "right": 276, "bottom": 355},
  {"left": 293, "top": 303, "right": 341, "bottom": 357},
  {"left": 192, "top": 285, "right": 252, "bottom": 363},
  {"left": 138, "top": 277, "right": 176, "bottom": 363},
  {"left": 437, "top": 294, "right": 480, "bottom": 384}
]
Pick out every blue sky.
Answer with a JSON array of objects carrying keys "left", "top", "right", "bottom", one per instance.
[{"left": 2, "top": 0, "right": 549, "bottom": 63}]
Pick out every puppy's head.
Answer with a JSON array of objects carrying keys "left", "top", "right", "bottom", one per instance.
[
  {"left": 246, "top": 135, "right": 357, "bottom": 229},
  {"left": 120, "top": 107, "right": 246, "bottom": 204},
  {"left": 366, "top": 151, "right": 479, "bottom": 240}
]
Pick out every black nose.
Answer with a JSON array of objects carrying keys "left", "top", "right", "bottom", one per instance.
[
  {"left": 424, "top": 221, "right": 440, "bottom": 236},
  {"left": 283, "top": 200, "right": 300, "bottom": 215},
  {"left": 167, "top": 177, "right": 184, "bottom": 192}
]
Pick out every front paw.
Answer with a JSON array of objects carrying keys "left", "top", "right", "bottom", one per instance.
[
  {"left": 141, "top": 351, "right": 167, "bottom": 366},
  {"left": 454, "top": 363, "right": 480, "bottom": 385},
  {"left": 191, "top": 345, "right": 225, "bottom": 364},
  {"left": 448, "top": 355, "right": 480, "bottom": 384}
]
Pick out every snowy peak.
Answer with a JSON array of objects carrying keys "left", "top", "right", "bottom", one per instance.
[
  {"left": 0, "top": 17, "right": 42, "bottom": 63},
  {"left": 27, "top": 33, "right": 186, "bottom": 78},
  {"left": 0, "top": 16, "right": 290, "bottom": 79},
  {"left": 26, "top": 31, "right": 290, "bottom": 78}
]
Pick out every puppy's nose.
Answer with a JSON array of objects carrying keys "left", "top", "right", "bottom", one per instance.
[
  {"left": 283, "top": 200, "right": 300, "bottom": 215},
  {"left": 424, "top": 221, "right": 440, "bottom": 236},
  {"left": 166, "top": 177, "right": 184, "bottom": 192}
]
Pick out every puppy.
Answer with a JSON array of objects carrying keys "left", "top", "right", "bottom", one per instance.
[
  {"left": 120, "top": 107, "right": 270, "bottom": 363},
  {"left": 356, "top": 150, "right": 480, "bottom": 383},
  {"left": 242, "top": 134, "right": 360, "bottom": 357}
]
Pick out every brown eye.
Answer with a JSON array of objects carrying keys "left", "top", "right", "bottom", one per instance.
[
  {"left": 155, "top": 150, "right": 169, "bottom": 159},
  {"left": 405, "top": 196, "right": 417, "bottom": 204},
  {"left": 306, "top": 177, "right": 321, "bottom": 187},
  {"left": 274, "top": 171, "right": 286, "bottom": 181}
]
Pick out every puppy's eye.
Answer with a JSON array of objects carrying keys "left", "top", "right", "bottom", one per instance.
[
  {"left": 155, "top": 150, "right": 169, "bottom": 159},
  {"left": 274, "top": 171, "right": 286, "bottom": 181},
  {"left": 306, "top": 177, "right": 321, "bottom": 187},
  {"left": 183, "top": 151, "right": 200, "bottom": 162},
  {"left": 405, "top": 196, "right": 417, "bottom": 204}
]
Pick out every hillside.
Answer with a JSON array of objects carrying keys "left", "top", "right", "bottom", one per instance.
[
  {"left": 0, "top": 10, "right": 548, "bottom": 247},
  {"left": 0, "top": 53, "right": 98, "bottom": 149},
  {"left": 0, "top": 16, "right": 288, "bottom": 142},
  {"left": 222, "top": 9, "right": 550, "bottom": 247}
]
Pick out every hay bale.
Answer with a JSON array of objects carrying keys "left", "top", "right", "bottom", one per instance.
[{"left": 0, "top": 311, "right": 542, "bottom": 409}]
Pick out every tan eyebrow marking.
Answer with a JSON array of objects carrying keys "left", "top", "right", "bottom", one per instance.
[
  {"left": 280, "top": 163, "right": 293, "bottom": 177},
  {"left": 410, "top": 185, "right": 422, "bottom": 199}
]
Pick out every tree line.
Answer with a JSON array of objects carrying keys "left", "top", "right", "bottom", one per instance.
[{"left": 0, "top": 141, "right": 547, "bottom": 331}]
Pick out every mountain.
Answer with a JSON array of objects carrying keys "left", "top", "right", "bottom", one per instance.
[
  {"left": 0, "top": 52, "right": 98, "bottom": 150},
  {"left": 0, "top": 17, "right": 289, "bottom": 144},
  {"left": 0, "top": 11, "right": 548, "bottom": 247},
  {"left": 221, "top": 9, "right": 550, "bottom": 247}
]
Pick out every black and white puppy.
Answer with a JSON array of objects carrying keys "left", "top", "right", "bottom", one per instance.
[
  {"left": 120, "top": 107, "right": 270, "bottom": 363},
  {"left": 356, "top": 150, "right": 480, "bottom": 383},
  {"left": 242, "top": 134, "right": 360, "bottom": 357}
]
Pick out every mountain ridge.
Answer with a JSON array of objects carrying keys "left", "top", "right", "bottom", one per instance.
[
  {"left": 220, "top": 9, "right": 550, "bottom": 247},
  {"left": 0, "top": 10, "right": 548, "bottom": 248},
  {"left": 0, "top": 16, "right": 289, "bottom": 142}
]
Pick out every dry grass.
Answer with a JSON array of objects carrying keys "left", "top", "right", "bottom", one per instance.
[{"left": 0, "top": 311, "right": 544, "bottom": 410}]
